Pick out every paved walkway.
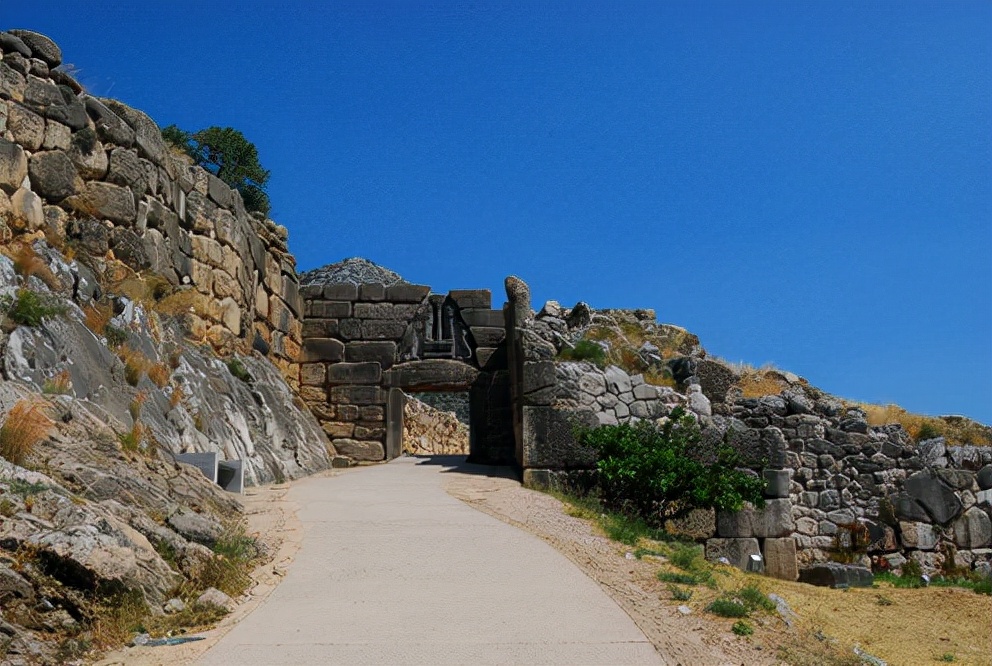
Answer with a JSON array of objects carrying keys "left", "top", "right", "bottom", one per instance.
[{"left": 197, "top": 456, "right": 663, "bottom": 665}]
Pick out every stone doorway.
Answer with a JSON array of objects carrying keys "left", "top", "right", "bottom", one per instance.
[{"left": 400, "top": 391, "right": 471, "bottom": 456}]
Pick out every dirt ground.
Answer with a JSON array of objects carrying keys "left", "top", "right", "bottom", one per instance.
[{"left": 98, "top": 464, "right": 991, "bottom": 665}]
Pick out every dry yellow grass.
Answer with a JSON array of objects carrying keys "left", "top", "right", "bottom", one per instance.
[
  {"left": 9, "top": 242, "right": 60, "bottom": 290},
  {"left": 117, "top": 346, "right": 152, "bottom": 387},
  {"left": 855, "top": 402, "right": 991, "bottom": 445},
  {"left": 0, "top": 399, "right": 53, "bottom": 466},
  {"left": 147, "top": 362, "right": 171, "bottom": 388},
  {"left": 41, "top": 369, "right": 72, "bottom": 395},
  {"left": 82, "top": 302, "right": 114, "bottom": 336},
  {"left": 738, "top": 369, "right": 788, "bottom": 398},
  {"left": 642, "top": 367, "right": 677, "bottom": 388}
]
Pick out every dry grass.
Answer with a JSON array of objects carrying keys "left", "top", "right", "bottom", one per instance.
[
  {"left": 169, "top": 383, "right": 184, "bottom": 409},
  {"left": 117, "top": 346, "right": 153, "bottom": 387},
  {"left": 9, "top": 242, "right": 60, "bottom": 290},
  {"left": 738, "top": 368, "right": 788, "bottom": 398},
  {"left": 0, "top": 399, "right": 54, "bottom": 466},
  {"left": 82, "top": 302, "right": 113, "bottom": 336},
  {"left": 90, "top": 590, "right": 148, "bottom": 649},
  {"left": 642, "top": 367, "right": 677, "bottom": 388},
  {"left": 118, "top": 421, "right": 145, "bottom": 452},
  {"left": 856, "top": 403, "right": 992, "bottom": 445},
  {"left": 41, "top": 369, "right": 72, "bottom": 395},
  {"left": 148, "top": 362, "right": 172, "bottom": 388},
  {"left": 128, "top": 391, "right": 147, "bottom": 421}
]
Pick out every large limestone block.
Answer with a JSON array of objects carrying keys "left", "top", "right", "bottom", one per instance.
[
  {"left": 8, "top": 30, "right": 62, "bottom": 67},
  {"left": 383, "top": 359, "right": 478, "bottom": 390},
  {"left": 64, "top": 181, "right": 136, "bottom": 224},
  {"left": 716, "top": 499, "right": 795, "bottom": 538},
  {"left": 327, "top": 362, "right": 382, "bottom": 385},
  {"left": 0, "top": 137, "right": 27, "bottom": 193},
  {"left": 303, "top": 338, "right": 345, "bottom": 363},
  {"left": 107, "top": 147, "right": 149, "bottom": 198},
  {"left": 84, "top": 97, "right": 135, "bottom": 147},
  {"left": 28, "top": 150, "right": 82, "bottom": 201},
  {"left": 333, "top": 438, "right": 384, "bottom": 462},
  {"left": 954, "top": 507, "right": 992, "bottom": 549},
  {"left": 705, "top": 537, "right": 760, "bottom": 570},
  {"left": 905, "top": 469, "right": 963, "bottom": 524},
  {"left": 763, "top": 538, "right": 799, "bottom": 581},
  {"left": 899, "top": 521, "right": 939, "bottom": 550},
  {"left": 799, "top": 563, "right": 873, "bottom": 589},
  {"left": 100, "top": 98, "right": 166, "bottom": 165},
  {"left": 7, "top": 103, "right": 44, "bottom": 150},
  {"left": 10, "top": 187, "right": 43, "bottom": 230}
]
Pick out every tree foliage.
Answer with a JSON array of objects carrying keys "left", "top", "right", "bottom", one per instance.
[
  {"left": 577, "top": 406, "right": 765, "bottom": 523},
  {"left": 162, "top": 125, "right": 270, "bottom": 216}
]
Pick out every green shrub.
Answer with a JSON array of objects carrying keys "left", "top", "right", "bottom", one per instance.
[
  {"left": 104, "top": 323, "right": 129, "bottom": 348},
  {"left": 732, "top": 620, "right": 754, "bottom": 636},
  {"left": 226, "top": 357, "right": 252, "bottom": 383},
  {"left": 4, "top": 289, "right": 65, "bottom": 327},
  {"left": 706, "top": 598, "right": 749, "bottom": 618},
  {"left": 738, "top": 585, "right": 776, "bottom": 612},
  {"left": 557, "top": 340, "right": 607, "bottom": 367},
  {"left": 668, "top": 584, "right": 693, "bottom": 601},
  {"left": 577, "top": 406, "right": 766, "bottom": 524},
  {"left": 658, "top": 571, "right": 698, "bottom": 585}
]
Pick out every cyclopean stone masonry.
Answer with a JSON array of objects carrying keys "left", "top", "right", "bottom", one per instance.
[
  {"left": 0, "top": 30, "right": 302, "bottom": 386},
  {"left": 298, "top": 278, "right": 514, "bottom": 464}
]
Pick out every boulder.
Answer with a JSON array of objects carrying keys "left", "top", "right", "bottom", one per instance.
[
  {"left": 64, "top": 181, "right": 136, "bottom": 225},
  {"left": 8, "top": 30, "right": 61, "bottom": 67},
  {"left": 167, "top": 508, "right": 223, "bottom": 548},
  {"left": 978, "top": 465, "right": 992, "bottom": 491},
  {"left": 106, "top": 147, "right": 148, "bottom": 198},
  {"left": 0, "top": 32, "right": 32, "bottom": 57},
  {"left": 10, "top": 187, "right": 43, "bottom": 230},
  {"left": 687, "top": 383, "right": 712, "bottom": 417},
  {"left": 7, "top": 103, "right": 45, "bottom": 150},
  {"left": 100, "top": 98, "right": 166, "bottom": 165},
  {"left": 799, "top": 563, "right": 873, "bottom": 589},
  {"left": 905, "top": 469, "right": 963, "bottom": 524},
  {"left": 953, "top": 507, "right": 992, "bottom": 549},
  {"left": 82, "top": 96, "right": 135, "bottom": 147},
  {"left": 0, "top": 137, "right": 28, "bottom": 193},
  {"left": 28, "top": 150, "right": 83, "bottom": 201},
  {"left": 705, "top": 537, "right": 760, "bottom": 570},
  {"left": 899, "top": 521, "right": 938, "bottom": 550}
]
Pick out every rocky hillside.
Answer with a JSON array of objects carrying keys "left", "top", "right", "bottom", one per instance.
[
  {"left": 402, "top": 396, "right": 469, "bottom": 456},
  {"left": 0, "top": 29, "right": 333, "bottom": 662}
]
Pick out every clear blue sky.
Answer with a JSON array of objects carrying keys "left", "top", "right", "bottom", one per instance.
[{"left": 5, "top": 1, "right": 991, "bottom": 424}]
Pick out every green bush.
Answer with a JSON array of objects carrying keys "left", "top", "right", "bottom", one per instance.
[
  {"left": 4, "top": 289, "right": 65, "bottom": 327},
  {"left": 738, "top": 585, "right": 776, "bottom": 612},
  {"left": 732, "top": 620, "right": 754, "bottom": 636},
  {"left": 558, "top": 340, "right": 607, "bottom": 367},
  {"left": 577, "top": 406, "right": 766, "bottom": 524},
  {"left": 668, "top": 584, "right": 693, "bottom": 601},
  {"left": 658, "top": 571, "right": 698, "bottom": 585},
  {"left": 706, "top": 598, "right": 749, "bottom": 618}
]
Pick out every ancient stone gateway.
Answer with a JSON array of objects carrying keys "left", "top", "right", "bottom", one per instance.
[{"left": 298, "top": 281, "right": 515, "bottom": 464}]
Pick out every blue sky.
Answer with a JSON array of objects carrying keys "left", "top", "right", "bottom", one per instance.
[{"left": 5, "top": 2, "right": 991, "bottom": 423}]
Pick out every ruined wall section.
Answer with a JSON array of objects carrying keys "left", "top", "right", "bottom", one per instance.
[{"left": 0, "top": 31, "right": 302, "bottom": 384}]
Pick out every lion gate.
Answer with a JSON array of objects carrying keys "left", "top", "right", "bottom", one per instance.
[{"left": 297, "top": 282, "right": 515, "bottom": 465}]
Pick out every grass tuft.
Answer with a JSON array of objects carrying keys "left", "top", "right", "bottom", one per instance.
[
  {"left": 42, "top": 369, "right": 72, "bottom": 395},
  {"left": 0, "top": 399, "right": 53, "bottom": 466},
  {"left": 4, "top": 289, "right": 67, "bottom": 327},
  {"left": 705, "top": 597, "right": 749, "bottom": 618}
]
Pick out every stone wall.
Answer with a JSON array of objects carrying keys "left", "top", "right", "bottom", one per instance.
[
  {"left": 708, "top": 397, "right": 992, "bottom": 579},
  {"left": 298, "top": 281, "right": 513, "bottom": 463},
  {"left": 402, "top": 395, "right": 470, "bottom": 455},
  {"left": 0, "top": 30, "right": 302, "bottom": 384}
]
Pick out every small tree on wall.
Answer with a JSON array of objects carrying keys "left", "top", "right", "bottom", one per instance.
[
  {"left": 577, "top": 406, "right": 765, "bottom": 524},
  {"left": 162, "top": 124, "right": 271, "bottom": 216}
]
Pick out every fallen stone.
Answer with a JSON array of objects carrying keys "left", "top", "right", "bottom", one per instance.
[{"left": 799, "top": 562, "right": 873, "bottom": 589}]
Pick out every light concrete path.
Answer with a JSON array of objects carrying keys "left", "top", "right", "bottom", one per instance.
[{"left": 197, "top": 456, "right": 663, "bottom": 665}]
